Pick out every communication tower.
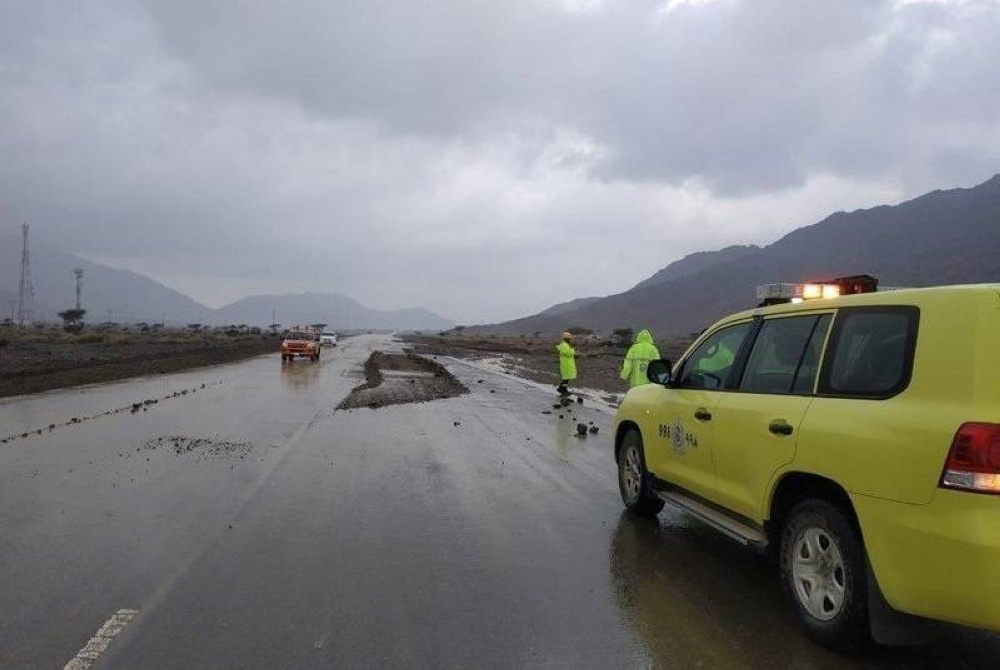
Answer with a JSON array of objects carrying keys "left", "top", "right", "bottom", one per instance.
[
  {"left": 73, "top": 268, "right": 85, "bottom": 310},
  {"left": 16, "top": 224, "right": 33, "bottom": 326}
]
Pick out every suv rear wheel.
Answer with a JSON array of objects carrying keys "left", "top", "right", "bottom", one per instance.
[
  {"left": 780, "top": 499, "right": 869, "bottom": 651},
  {"left": 617, "top": 429, "right": 664, "bottom": 517}
]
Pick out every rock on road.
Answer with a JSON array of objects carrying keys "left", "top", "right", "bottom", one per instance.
[{"left": 1, "top": 334, "right": 997, "bottom": 669}]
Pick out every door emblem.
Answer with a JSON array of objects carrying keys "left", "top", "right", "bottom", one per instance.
[{"left": 660, "top": 419, "right": 698, "bottom": 454}]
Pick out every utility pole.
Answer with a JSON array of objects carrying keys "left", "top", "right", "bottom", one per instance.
[
  {"left": 17, "top": 224, "right": 33, "bottom": 327},
  {"left": 73, "top": 268, "right": 84, "bottom": 310}
]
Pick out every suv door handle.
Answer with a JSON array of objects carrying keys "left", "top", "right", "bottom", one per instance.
[
  {"left": 769, "top": 420, "right": 793, "bottom": 436},
  {"left": 694, "top": 408, "right": 712, "bottom": 422}
]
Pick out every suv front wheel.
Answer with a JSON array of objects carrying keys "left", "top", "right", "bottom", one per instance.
[
  {"left": 780, "top": 499, "right": 869, "bottom": 651},
  {"left": 617, "top": 429, "right": 665, "bottom": 517}
]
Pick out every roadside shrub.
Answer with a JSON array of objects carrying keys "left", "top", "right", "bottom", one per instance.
[
  {"left": 226, "top": 328, "right": 240, "bottom": 337},
  {"left": 0, "top": 338, "right": 7, "bottom": 348},
  {"left": 613, "top": 327, "right": 634, "bottom": 344},
  {"left": 76, "top": 333, "right": 105, "bottom": 344}
]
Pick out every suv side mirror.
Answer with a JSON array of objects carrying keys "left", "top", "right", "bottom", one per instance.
[{"left": 647, "top": 359, "right": 673, "bottom": 386}]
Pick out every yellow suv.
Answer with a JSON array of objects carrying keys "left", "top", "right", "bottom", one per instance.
[{"left": 613, "top": 281, "right": 1000, "bottom": 651}]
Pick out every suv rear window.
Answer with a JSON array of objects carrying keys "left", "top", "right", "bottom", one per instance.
[
  {"left": 819, "top": 307, "right": 918, "bottom": 398},
  {"left": 739, "top": 314, "right": 831, "bottom": 395}
]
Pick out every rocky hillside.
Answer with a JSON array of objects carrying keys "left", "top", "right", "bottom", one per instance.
[{"left": 470, "top": 174, "right": 1000, "bottom": 338}]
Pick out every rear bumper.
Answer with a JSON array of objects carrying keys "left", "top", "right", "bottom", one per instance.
[{"left": 855, "top": 490, "right": 1000, "bottom": 631}]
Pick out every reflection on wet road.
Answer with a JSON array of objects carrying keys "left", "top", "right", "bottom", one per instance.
[
  {"left": 1, "top": 335, "right": 997, "bottom": 668},
  {"left": 279, "top": 355, "right": 323, "bottom": 391}
]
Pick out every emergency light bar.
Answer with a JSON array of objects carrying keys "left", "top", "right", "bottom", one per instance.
[
  {"left": 755, "top": 283, "right": 804, "bottom": 301},
  {"left": 755, "top": 274, "right": 879, "bottom": 306}
]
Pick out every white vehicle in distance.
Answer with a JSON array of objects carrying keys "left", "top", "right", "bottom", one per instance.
[{"left": 319, "top": 332, "right": 338, "bottom": 346}]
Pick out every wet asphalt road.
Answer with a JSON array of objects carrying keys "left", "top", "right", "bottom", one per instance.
[{"left": 1, "top": 334, "right": 998, "bottom": 669}]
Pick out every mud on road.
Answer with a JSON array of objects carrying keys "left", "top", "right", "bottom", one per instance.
[
  {"left": 403, "top": 333, "right": 693, "bottom": 396},
  {"left": 338, "top": 351, "right": 468, "bottom": 409},
  {"left": 142, "top": 436, "right": 254, "bottom": 460}
]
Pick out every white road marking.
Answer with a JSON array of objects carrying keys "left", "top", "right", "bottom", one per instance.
[{"left": 63, "top": 608, "right": 138, "bottom": 669}]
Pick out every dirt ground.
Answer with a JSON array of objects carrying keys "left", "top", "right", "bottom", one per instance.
[
  {"left": 402, "top": 333, "right": 693, "bottom": 396},
  {"left": 0, "top": 328, "right": 281, "bottom": 398},
  {"left": 338, "top": 351, "right": 468, "bottom": 409}
]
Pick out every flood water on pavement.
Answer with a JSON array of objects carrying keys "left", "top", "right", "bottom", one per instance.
[{"left": 1, "top": 335, "right": 997, "bottom": 668}]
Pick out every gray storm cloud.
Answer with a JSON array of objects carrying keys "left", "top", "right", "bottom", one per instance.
[{"left": 1, "top": 0, "right": 998, "bottom": 322}]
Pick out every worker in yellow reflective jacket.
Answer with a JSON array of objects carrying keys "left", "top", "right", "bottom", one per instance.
[
  {"left": 556, "top": 332, "right": 577, "bottom": 396},
  {"left": 620, "top": 329, "right": 661, "bottom": 388}
]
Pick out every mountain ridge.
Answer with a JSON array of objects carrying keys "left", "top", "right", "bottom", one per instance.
[
  {"left": 468, "top": 173, "right": 1000, "bottom": 338},
  {"left": 0, "top": 236, "right": 452, "bottom": 330}
]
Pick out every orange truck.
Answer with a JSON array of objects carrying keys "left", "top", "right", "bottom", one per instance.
[{"left": 280, "top": 330, "right": 321, "bottom": 362}]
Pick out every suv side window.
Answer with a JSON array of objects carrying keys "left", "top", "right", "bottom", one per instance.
[
  {"left": 740, "top": 314, "right": 830, "bottom": 395},
  {"left": 677, "top": 322, "right": 752, "bottom": 390},
  {"left": 819, "top": 307, "right": 919, "bottom": 398},
  {"left": 791, "top": 314, "right": 832, "bottom": 394}
]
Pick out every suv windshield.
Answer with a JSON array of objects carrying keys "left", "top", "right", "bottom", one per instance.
[{"left": 677, "top": 321, "right": 753, "bottom": 389}]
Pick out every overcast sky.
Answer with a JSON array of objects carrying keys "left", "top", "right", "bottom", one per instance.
[{"left": 2, "top": 0, "right": 998, "bottom": 323}]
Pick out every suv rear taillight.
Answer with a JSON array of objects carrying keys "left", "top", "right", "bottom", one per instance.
[{"left": 940, "top": 423, "right": 1000, "bottom": 495}]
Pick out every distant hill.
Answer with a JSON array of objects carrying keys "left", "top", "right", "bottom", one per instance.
[
  {"left": 470, "top": 174, "right": 1000, "bottom": 338},
  {"left": 0, "top": 235, "right": 215, "bottom": 324},
  {"left": 536, "top": 296, "right": 602, "bottom": 317},
  {"left": 216, "top": 293, "right": 452, "bottom": 331},
  {"left": 631, "top": 244, "right": 762, "bottom": 290},
  {"left": 0, "top": 236, "right": 452, "bottom": 330}
]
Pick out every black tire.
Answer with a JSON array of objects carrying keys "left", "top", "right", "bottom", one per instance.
[
  {"left": 780, "top": 499, "right": 870, "bottom": 652},
  {"left": 617, "top": 429, "right": 664, "bottom": 517}
]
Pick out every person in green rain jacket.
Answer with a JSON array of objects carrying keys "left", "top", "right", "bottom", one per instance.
[
  {"left": 620, "top": 329, "right": 661, "bottom": 388},
  {"left": 556, "top": 332, "right": 577, "bottom": 396}
]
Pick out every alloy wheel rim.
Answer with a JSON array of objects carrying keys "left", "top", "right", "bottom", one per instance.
[
  {"left": 620, "top": 445, "right": 642, "bottom": 503},
  {"left": 791, "top": 526, "right": 847, "bottom": 621}
]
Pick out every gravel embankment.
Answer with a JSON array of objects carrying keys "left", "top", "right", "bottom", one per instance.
[{"left": 0, "top": 332, "right": 280, "bottom": 398}]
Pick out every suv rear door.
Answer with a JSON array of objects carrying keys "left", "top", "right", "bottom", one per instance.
[{"left": 711, "top": 313, "right": 833, "bottom": 522}]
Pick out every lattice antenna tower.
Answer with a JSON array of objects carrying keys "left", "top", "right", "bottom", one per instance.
[
  {"left": 73, "top": 269, "right": 85, "bottom": 310},
  {"left": 17, "top": 224, "right": 34, "bottom": 326}
]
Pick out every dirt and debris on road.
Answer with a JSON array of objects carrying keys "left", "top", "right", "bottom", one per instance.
[
  {"left": 0, "top": 329, "right": 280, "bottom": 398},
  {"left": 142, "top": 436, "right": 253, "bottom": 460},
  {"left": 1, "top": 381, "right": 223, "bottom": 446},
  {"left": 403, "top": 334, "right": 692, "bottom": 396},
  {"left": 338, "top": 351, "right": 468, "bottom": 410}
]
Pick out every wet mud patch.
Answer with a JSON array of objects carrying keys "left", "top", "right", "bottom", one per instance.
[
  {"left": 142, "top": 436, "right": 253, "bottom": 460},
  {"left": 1, "top": 381, "right": 224, "bottom": 446},
  {"left": 338, "top": 352, "right": 468, "bottom": 410}
]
